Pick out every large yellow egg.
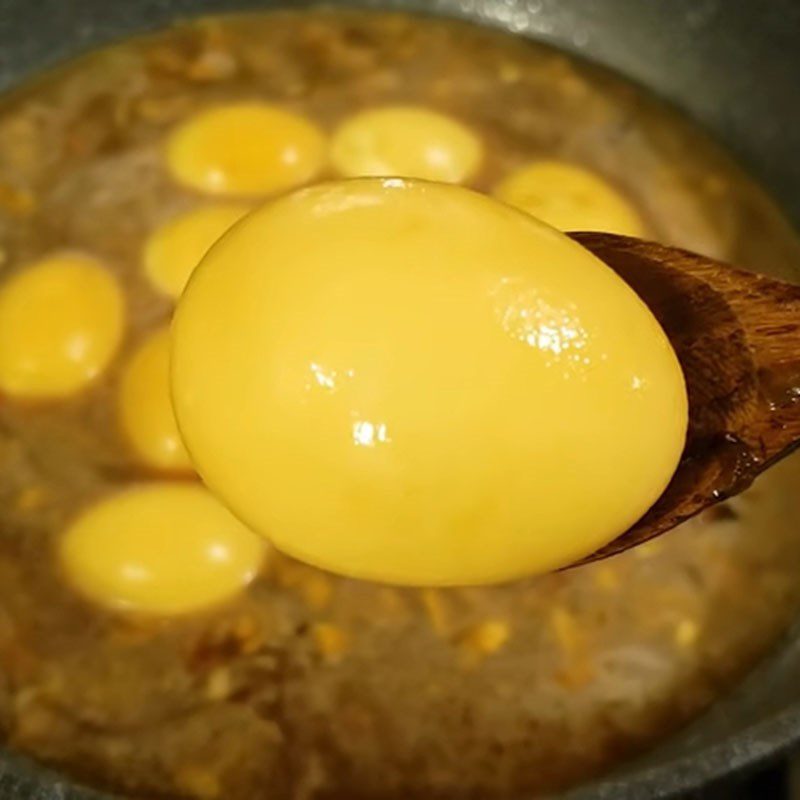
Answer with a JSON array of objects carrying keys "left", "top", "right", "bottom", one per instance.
[
  {"left": 166, "top": 103, "right": 326, "bottom": 197},
  {"left": 118, "top": 326, "right": 193, "bottom": 472},
  {"left": 0, "top": 253, "right": 125, "bottom": 399},
  {"left": 144, "top": 205, "right": 250, "bottom": 298},
  {"left": 171, "top": 179, "right": 687, "bottom": 586},
  {"left": 60, "top": 484, "right": 266, "bottom": 615},
  {"left": 494, "top": 160, "right": 646, "bottom": 236},
  {"left": 330, "top": 106, "right": 482, "bottom": 184}
]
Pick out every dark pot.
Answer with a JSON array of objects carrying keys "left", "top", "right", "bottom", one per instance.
[{"left": 0, "top": 1, "right": 798, "bottom": 798}]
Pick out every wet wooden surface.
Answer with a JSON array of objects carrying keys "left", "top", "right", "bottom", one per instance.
[{"left": 574, "top": 232, "right": 800, "bottom": 562}]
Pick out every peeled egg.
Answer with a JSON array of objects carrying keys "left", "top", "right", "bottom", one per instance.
[
  {"left": 0, "top": 253, "right": 124, "bottom": 399},
  {"left": 330, "top": 106, "right": 482, "bottom": 184},
  {"left": 494, "top": 160, "right": 646, "bottom": 236},
  {"left": 144, "top": 204, "right": 250, "bottom": 298},
  {"left": 60, "top": 484, "right": 265, "bottom": 614},
  {"left": 166, "top": 103, "right": 326, "bottom": 196},
  {"left": 171, "top": 179, "right": 687, "bottom": 585},
  {"left": 118, "top": 326, "right": 193, "bottom": 472}
]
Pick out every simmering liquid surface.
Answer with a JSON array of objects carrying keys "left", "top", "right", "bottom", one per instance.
[{"left": 0, "top": 10, "right": 798, "bottom": 798}]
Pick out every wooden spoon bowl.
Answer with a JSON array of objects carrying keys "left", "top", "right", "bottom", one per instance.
[{"left": 572, "top": 232, "right": 800, "bottom": 563}]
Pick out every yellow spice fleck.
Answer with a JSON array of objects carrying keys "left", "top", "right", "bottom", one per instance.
[
  {"left": 498, "top": 62, "right": 522, "bottom": 83},
  {"left": 205, "top": 667, "right": 232, "bottom": 701},
  {"left": 232, "top": 615, "right": 264, "bottom": 655},
  {"left": 15, "top": 486, "right": 46, "bottom": 512},
  {"left": 550, "top": 607, "right": 583, "bottom": 656},
  {"left": 377, "top": 587, "right": 408, "bottom": 617},
  {"left": 312, "top": 622, "right": 349, "bottom": 661},
  {"left": 297, "top": 573, "right": 332, "bottom": 610},
  {"left": 593, "top": 565, "right": 620, "bottom": 591},
  {"left": 174, "top": 765, "right": 221, "bottom": 800},
  {"left": 460, "top": 619, "right": 510, "bottom": 656},
  {"left": 674, "top": 618, "right": 700, "bottom": 648},
  {"left": 635, "top": 540, "right": 664, "bottom": 559},
  {"left": 0, "top": 184, "right": 36, "bottom": 217},
  {"left": 420, "top": 588, "right": 450, "bottom": 636},
  {"left": 554, "top": 660, "right": 595, "bottom": 689}
]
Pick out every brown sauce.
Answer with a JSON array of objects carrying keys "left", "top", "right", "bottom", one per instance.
[{"left": 0, "top": 10, "right": 798, "bottom": 799}]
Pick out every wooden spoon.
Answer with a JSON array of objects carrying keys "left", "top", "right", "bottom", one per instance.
[{"left": 570, "top": 232, "right": 800, "bottom": 564}]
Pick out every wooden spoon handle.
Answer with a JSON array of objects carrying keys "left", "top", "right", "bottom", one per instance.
[{"left": 571, "top": 232, "right": 800, "bottom": 562}]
